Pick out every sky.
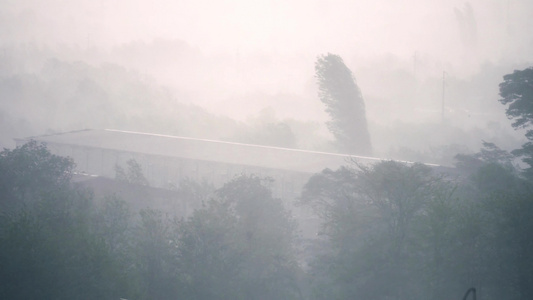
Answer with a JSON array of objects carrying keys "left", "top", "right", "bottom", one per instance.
[
  {"left": 1, "top": 0, "right": 532, "bottom": 130},
  {"left": 5, "top": 0, "right": 530, "bottom": 60}
]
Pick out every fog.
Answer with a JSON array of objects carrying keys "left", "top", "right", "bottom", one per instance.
[
  {"left": 1, "top": 0, "right": 533, "bottom": 163},
  {"left": 3, "top": 2, "right": 533, "bottom": 299}
]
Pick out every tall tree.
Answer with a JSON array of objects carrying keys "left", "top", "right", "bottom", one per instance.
[
  {"left": 0, "top": 142, "right": 136, "bottom": 300},
  {"left": 176, "top": 175, "right": 301, "bottom": 300},
  {"left": 498, "top": 67, "right": 533, "bottom": 178},
  {"left": 301, "top": 161, "right": 453, "bottom": 300},
  {"left": 315, "top": 53, "right": 372, "bottom": 155},
  {"left": 115, "top": 158, "right": 150, "bottom": 186},
  {"left": 0, "top": 140, "right": 74, "bottom": 213}
]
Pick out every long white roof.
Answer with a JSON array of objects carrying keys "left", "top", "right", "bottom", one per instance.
[{"left": 20, "top": 129, "right": 433, "bottom": 174}]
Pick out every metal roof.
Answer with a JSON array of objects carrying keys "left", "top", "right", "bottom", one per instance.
[{"left": 19, "top": 129, "right": 422, "bottom": 174}]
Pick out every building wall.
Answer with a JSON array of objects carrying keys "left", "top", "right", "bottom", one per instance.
[
  {"left": 15, "top": 138, "right": 341, "bottom": 237},
  {"left": 38, "top": 141, "right": 313, "bottom": 203}
]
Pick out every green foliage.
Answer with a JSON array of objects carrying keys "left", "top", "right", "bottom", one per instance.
[
  {"left": 0, "top": 185, "right": 130, "bottom": 300},
  {"left": 115, "top": 158, "right": 149, "bottom": 186},
  {"left": 303, "top": 155, "right": 533, "bottom": 300},
  {"left": 0, "top": 142, "right": 136, "bottom": 299},
  {"left": 0, "top": 144, "right": 302, "bottom": 299},
  {"left": 176, "top": 198, "right": 243, "bottom": 299},
  {"left": 302, "top": 161, "right": 471, "bottom": 299},
  {"left": 499, "top": 67, "right": 533, "bottom": 130},
  {"left": 511, "top": 141, "right": 533, "bottom": 179},
  {"left": 4, "top": 137, "right": 533, "bottom": 300},
  {"left": 455, "top": 140, "right": 515, "bottom": 175},
  {"left": 176, "top": 177, "right": 215, "bottom": 214},
  {"left": 302, "top": 161, "right": 445, "bottom": 299},
  {"left": 462, "top": 163, "right": 533, "bottom": 300},
  {"left": 315, "top": 53, "right": 372, "bottom": 155},
  {"left": 498, "top": 67, "right": 533, "bottom": 178},
  {"left": 177, "top": 175, "right": 302, "bottom": 300},
  {"left": 0, "top": 140, "right": 74, "bottom": 212},
  {"left": 134, "top": 209, "right": 179, "bottom": 300}
]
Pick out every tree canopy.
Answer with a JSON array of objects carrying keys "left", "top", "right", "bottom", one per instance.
[
  {"left": 3, "top": 129, "right": 533, "bottom": 300},
  {"left": 177, "top": 175, "right": 301, "bottom": 300},
  {"left": 0, "top": 140, "right": 74, "bottom": 213},
  {"left": 499, "top": 67, "right": 533, "bottom": 130},
  {"left": 0, "top": 143, "right": 303, "bottom": 300},
  {"left": 498, "top": 67, "right": 533, "bottom": 178},
  {"left": 315, "top": 53, "right": 372, "bottom": 155},
  {"left": 301, "top": 152, "right": 533, "bottom": 300}
]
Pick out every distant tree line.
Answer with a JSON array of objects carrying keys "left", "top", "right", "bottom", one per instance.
[{"left": 0, "top": 50, "right": 314, "bottom": 150}]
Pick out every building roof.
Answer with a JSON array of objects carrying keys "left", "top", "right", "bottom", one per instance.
[{"left": 18, "top": 129, "right": 428, "bottom": 174}]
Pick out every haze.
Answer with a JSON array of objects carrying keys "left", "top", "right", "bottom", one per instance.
[
  {"left": 1, "top": 0, "right": 532, "bottom": 164},
  {"left": 4, "top": 2, "right": 533, "bottom": 299}
]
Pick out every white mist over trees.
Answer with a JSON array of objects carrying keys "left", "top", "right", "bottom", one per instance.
[
  {"left": 2, "top": 0, "right": 533, "bottom": 159},
  {"left": 315, "top": 53, "right": 372, "bottom": 155}
]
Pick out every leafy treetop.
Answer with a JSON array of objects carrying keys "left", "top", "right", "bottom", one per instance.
[
  {"left": 315, "top": 53, "right": 372, "bottom": 155},
  {"left": 499, "top": 67, "right": 533, "bottom": 130}
]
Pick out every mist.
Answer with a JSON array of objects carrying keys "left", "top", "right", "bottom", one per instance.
[
  {"left": 1, "top": 0, "right": 533, "bottom": 159},
  {"left": 2, "top": 1, "right": 533, "bottom": 299}
]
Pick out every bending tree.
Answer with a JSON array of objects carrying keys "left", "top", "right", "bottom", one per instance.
[
  {"left": 499, "top": 67, "right": 533, "bottom": 179},
  {"left": 315, "top": 53, "right": 372, "bottom": 155}
]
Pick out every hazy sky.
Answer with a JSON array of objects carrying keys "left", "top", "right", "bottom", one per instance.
[
  {"left": 2, "top": 0, "right": 532, "bottom": 122},
  {"left": 6, "top": 0, "right": 530, "bottom": 60}
]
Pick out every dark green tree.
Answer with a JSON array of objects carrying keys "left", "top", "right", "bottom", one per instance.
[
  {"left": 115, "top": 158, "right": 149, "bottom": 186},
  {"left": 0, "top": 142, "right": 135, "bottom": 300},
  {"left": 0, "top": 140, "right": 74, "bottom": 213},
  {"left": 175, "top": 197, "right": 243, "bottom": 299},
  {"left": 301, "top": 161, "right": 453, "bottom": 300},
  {"left": 498, "top": 67, "right": 533, "bottom": 178},
  {"left": 176, "top": 175, "right": 302, "bottom": 300},
  {"left": 454, "top": 150, "right": 533, "bottom": 300},
  {"left": 176, "top": 177, "right": 215, "bottom": 215},
  {"left": 133, "top": 209, "right": 179, "bottom": 300},
  {"left": 454, "top": 140, "right": 515, "bottom": 176},
  {"left": 315, "top": 53, "right": 372, "bottom": 155}
]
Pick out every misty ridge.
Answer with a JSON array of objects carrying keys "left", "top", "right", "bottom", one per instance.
[
  {"left": 1, "top": 0, "right": 532, "bottom": 166},
  {"left": 2, "top": 1, "right": 533, "bottom": 300},
  {"left": 0, "top": 38, "right": 529, "bottom": 166}
]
